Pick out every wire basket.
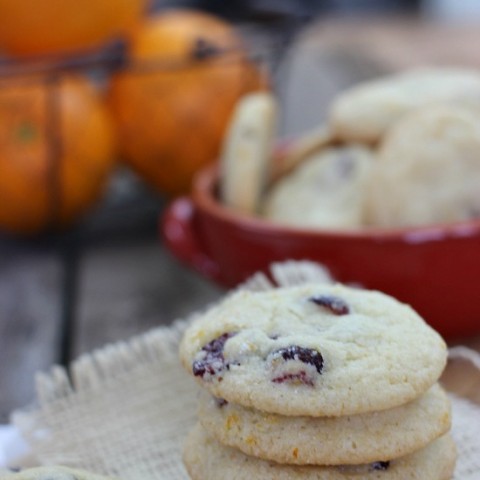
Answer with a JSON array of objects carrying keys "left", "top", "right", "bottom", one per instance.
[{"left": 0, "top": 11, "right": 301, "bottom": 237}]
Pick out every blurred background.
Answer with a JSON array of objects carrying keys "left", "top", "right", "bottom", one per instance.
[{"left": 1, "top": 0, "right": 480, "bottom": 422}]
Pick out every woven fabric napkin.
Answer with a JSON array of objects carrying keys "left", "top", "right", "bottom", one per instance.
[{"left": 10, "top": 261, "right": 480, "bottom": 479}]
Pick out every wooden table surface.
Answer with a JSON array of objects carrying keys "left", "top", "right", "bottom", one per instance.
[{"left": 1, "top": 16, "right": 480, "bottom": 422}]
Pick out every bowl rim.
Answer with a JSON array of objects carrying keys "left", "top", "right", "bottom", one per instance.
[{"left": 192, "top": 163, "right": 480, "bottom": 242}]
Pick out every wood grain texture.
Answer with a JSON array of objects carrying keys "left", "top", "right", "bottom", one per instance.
[
  {"left": 0, "top": 245, "right": 61, "bottom": 421},
  {"left": 73, "top": 241, "right": 222, "bottom": 357}
]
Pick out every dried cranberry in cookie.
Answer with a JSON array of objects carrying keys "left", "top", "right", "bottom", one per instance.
[
  {"left": 180, "top": 283, "right": 447, "bottom": 416},
  {"left": 309, "top": 294, "right": 350, "bottom": 315},
  {"left": 337, "top": 461, "right": 391, "bottom": 474},
  {"left": 372, "top": 461, "right": 390, "bottom": 471},
  {"left": 192, "top": 332, "right": 236, "bottom": 380},
  {"left": 268, "top": 346, "right": 324, "bottom": 386}
]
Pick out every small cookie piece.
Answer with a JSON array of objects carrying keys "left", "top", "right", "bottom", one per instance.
[
  {"left": 219, "top": 92, "right": 278, "bottom": 214},
  {"left": 197, "top": 383, "right": 451, "bottom": 465},
  {"left": 330, "top": 67, "right": 480, "bottom": 144},
  {"left": 183, "top": 424, "right": 457, "bottom": 480},
  {"left": 366, "top": 103, "right": 480, "bottom": 227},
  {"left": 2, "top": 466, "right": 118, "bottom": 480},
  {"left": 262, "top": 145, "right": 373, "bottom": 229},
  {"left": 179, "top": 283, "right": 447, "bottom": 417}
]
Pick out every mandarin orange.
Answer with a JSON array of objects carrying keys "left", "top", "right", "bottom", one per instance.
[
  {"left": 108, "top": 10, "right": 269, "bottom": 196},
  {"left": 0, "top": 0, "right": 146, "bottom": 56},
  {"left": 0, "top": 74, "right": 117, "bottom": 234}
]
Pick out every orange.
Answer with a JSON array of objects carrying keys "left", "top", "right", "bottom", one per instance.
[
  {"left": 108, "top": 9, "right": 269, "bottom": 197},
  {"left": 0, "top": 74, "right": 117, "bottom": 234},
  {"left": 0, "top": 0, "right": 147, "bottom": 56}
]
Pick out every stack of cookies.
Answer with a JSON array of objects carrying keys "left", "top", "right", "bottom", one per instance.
[{"left": 180, "top": 283, "right": 456, "bottom": 479}]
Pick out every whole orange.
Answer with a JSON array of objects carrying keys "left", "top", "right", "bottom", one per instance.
[
  {"left": 0, "top": 74, "right": 117, "bottom": 234},
  {"left": 108, "top": 9, "right": 269, "bottom": 196},
  {"left": 0, "top": 0, "right": 147, "bottom": 56}
]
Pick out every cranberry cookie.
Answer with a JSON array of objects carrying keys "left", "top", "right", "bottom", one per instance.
[
  {"left": 183, "top": 424, "right": 456, "bottom": 480},
  {"left": 179, "top": 283, "right": 447, "bottom": 417},
  {"left": 262, "top": 145, "right": 373, "bottom": 230},
  {"left": 366, "top": 103, "right": 480, "bottom": 227},
  {"left": 197, "top": 383, "right": 451, "bottom": 465}
]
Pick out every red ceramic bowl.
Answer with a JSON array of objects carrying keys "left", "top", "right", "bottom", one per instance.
[{"left": 162, "top": 164, "right": 480, "bottom": 339}]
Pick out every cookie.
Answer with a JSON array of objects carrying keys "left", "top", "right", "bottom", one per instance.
[
  {"left": 2, "top": 466, "right": 118, "bottom": 479},
  {"left": 365, "top": 103, "right": 480, "bottom": 227},
  {"left": 197, "top": 383, "right": 451, "bottom": 465},
  {"left": 329, "top": 67, "right": 480, "bottom": 144},
  {"left": 262, "top": 145, "right": 373, "bottom": 229},
  {"left": 219, "top": 92, "right": 278, "bottom": 214},
  {"left": 183, "top": 424, "right": 456, "bottom": 480},
  {"left": 179, "top": 283, "right": 447, "bottom": 416}
]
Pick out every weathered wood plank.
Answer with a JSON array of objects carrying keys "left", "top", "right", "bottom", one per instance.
[
  {"left": 73, "top": 240, "right": 222, "bottom": 357},
  {"left": 0, "top": 244, "right": 62, "bottom": 421}
]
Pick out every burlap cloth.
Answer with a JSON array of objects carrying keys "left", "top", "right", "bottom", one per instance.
[{"left": 10, "top": 261, "right": 480, "bottom": 479}]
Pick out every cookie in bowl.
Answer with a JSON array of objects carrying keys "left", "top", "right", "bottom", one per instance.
[
  {"left": 329, "top": 67, "right": 480, "bottom": 144},
  {"left": 162, "top": 67, "right": 480, "bottom": 338},
  {"left": 366, "top": 103, "right": 480, "bottom": 227},
  {"left": 262, "top": 145, "right": 374, "bottom": 229}
]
